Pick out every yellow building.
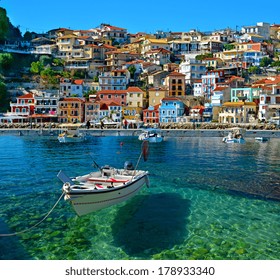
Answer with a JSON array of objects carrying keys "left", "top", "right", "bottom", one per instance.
[
  {"left": 122, "top": 87, "right": 146, "bottom": 122},
  {"left": 148, "top": 87, "right": 168, "bottom": 106},
  {"left": 141, "top": 38, "right": 170, "bottom": 54},
  {"left": 58, "top": 97, "right": 85, "bottom": 123},
  {"left": 219, "top": 101, "right": 257, "bottom": 124}
]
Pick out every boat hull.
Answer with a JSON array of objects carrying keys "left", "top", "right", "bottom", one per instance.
[
  {"left": 65, "top": 174, "right": 149, "bottom": 216},
  {"left": 138, "top": 134, "right": 163, "bottom": 143},
  {"left": 147, "top": 136, "right": 163, "bottom": 143},
  {"left": 255, "top": 137, "right": 269, "bottom": 142},
  {"left": 58, "top": 135, "right": 85, "bottom": 143},
  {"left": 223, "top": 138, "right": 245, "bottom": 144}
]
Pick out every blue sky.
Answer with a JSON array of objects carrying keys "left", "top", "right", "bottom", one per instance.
[{"left": 1, "top": 0, "right": 280, "bottom": 35}]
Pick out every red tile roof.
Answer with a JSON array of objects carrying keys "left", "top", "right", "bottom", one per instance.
[
  {"left": 103, "top": 25, "right": 126, "bottom": 31},
  {"left": 98, "top": 90, "right": 127, "bottom": 95},
  {"left": 162, "top": 97, "right": 181, "bottom": 101},
  {"left": 74, "top": 79, "right": 84, "bottom": 85},
  {"left": 61, "top": 97, "right": 85, "bottom": 102},
  {"left": 146, "top": 48, "right": 171, "bottom": 54},
  {"left": 167, "top": 71, "right": 185, "bottom": 77},
  {"left": 18, "top": 93, "right": 33, "bottom": 99},
  {"left": 108, "top": 102, "right": 121, "bottom": 106},
  {"left": 127, "top": 87, "right": 144, "bottom": 93}
]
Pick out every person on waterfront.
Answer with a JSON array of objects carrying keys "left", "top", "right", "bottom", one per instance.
[
  {"left": 123, "top": 119, "right": 128, "bottom": 129},
  {"left": 100, "top": 120, "right": 104, "bottom": 129},
  {"left": 86, "top": 120, "right": 90, "bottom": 129}
]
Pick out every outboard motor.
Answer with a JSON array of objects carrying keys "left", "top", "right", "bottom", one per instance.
[
  {"left": 101, "top": 165, "right": 113, "bottom": 177},
  {"left": 124, "top": 161, "right": 134, "bottom": 170}
]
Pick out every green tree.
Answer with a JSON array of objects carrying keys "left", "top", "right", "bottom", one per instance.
[
  {"left": 128, "top": 65, "right": 136, "bottom": 79},
  {"left": 0, "top": 81, "right": 8, "bottom": 112},
  {"left": 39, "top": 55, "right": 52, "bottom": 67},
  {"left": 259, "top": 57, "right": 272, "bottom": 67},
  {"left": 224, "top": 44, "right": 235, "bottom": 51},
  {"left": 30, "top": 61, "right": 44, "bottom": 74},
  {"left": 52, "top": 58, "right": 64, "bottom": 67},
  {"left": 0, "top": 8, "right": 9, "bottom": 41},
  {"left": 0, "top": 53, "right": 13, "bottom": 73},
  {"left": 271, "top": 61, "right": 280, "bottom": 67},
  {"left": 248, "top": 66, "right": 260, "bottom": 74},
  {"left": 195, "top": 53, "right": 213, "bottom": 60},
  {"left": 40, "top": 67, "right": 60, "bottom": 85},
  {"left": 93, "top": 75, "right": 99, "bottom": 82}
]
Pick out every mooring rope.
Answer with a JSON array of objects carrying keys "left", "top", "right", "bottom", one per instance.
[{"left": 0, "top": 192, "right": 65, "bottom": 237}]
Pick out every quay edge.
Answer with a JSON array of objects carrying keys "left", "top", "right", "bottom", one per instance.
[{"left": 1, "top": 128, "right": 280, "bottom": 138}]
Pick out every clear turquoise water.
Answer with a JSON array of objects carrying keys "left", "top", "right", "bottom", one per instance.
[{"left": 0, "top": 134, "right": 279, "bottom": 260}]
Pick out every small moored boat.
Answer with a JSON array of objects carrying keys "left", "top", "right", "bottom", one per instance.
[
  {"left": 222, "top": 127, "right": 246, "bottom": 144},
  {"left": 58, "top": 142, "right": 150, "bottom": 216},
  {"left": 57, "top": 124, "right": 86, "bottom": 143},
  {"left": 138, "top": 129, "right": 163, "bottom": 143},
  {"left": 255, "top": 137, "right": 269, "bottom": 142}
]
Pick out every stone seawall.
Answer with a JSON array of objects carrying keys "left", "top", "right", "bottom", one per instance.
[{"left": 1, "top": 128, "right": 280, "bottom": 138}]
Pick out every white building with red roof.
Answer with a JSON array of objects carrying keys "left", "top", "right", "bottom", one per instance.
[
  {"left": 9, "top": 92, "right": 35, "bottom": 117},
  {"left": 60, "top": 78, "right": 84, "bottom": 97},
  {"left": 144, "top": 48, "right": 171, "bottom": 65},
  {"left": 100, "top": 24, "right": 128, "bottom": 44}
]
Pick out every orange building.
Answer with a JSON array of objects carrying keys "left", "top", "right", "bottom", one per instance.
[
  {"left": 165, "top": 71, "right": 186, "bottom": 97},
  {"left": 58, "top": 97, "right": 85, "bottom": 123}
]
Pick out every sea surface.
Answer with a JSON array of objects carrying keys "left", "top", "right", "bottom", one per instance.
[{"left": 0, "top": 134, "right": 279, "bottom": 260}]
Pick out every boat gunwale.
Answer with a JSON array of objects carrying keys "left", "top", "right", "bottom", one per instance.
[{"left": 64, "top": 172, "right": 148, "bottom": 195}]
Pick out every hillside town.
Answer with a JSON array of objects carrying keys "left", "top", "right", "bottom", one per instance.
[{"left": 1, "top": 17, "right": 280, "bottom": 128}]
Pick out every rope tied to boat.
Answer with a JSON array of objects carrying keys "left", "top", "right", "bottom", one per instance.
[{"left": 0, "top": 192, "right": 65, "bottom": 237}]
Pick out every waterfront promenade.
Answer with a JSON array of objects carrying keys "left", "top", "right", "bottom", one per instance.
[{"left": 1, "top": 127, "right": 280, "bottom": 138}]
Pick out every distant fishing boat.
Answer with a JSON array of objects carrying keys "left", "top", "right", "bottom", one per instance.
[
  {"left": 57, "top": 123, "right": 86, "bottom": 143},
  {"left": 222, "top": 127, "right": 245, "bottom": 144},
  {"left": 255, "top": 137, "right": 269, "bottom": 142},
  {"left": 138, "top": 128, "right": 163, "bottom": 143}
]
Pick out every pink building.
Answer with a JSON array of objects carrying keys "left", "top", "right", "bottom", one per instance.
[
  {"left": 97, "top": 90, "right": 127, "bottom": 106},
  {"left": 143, "top": 104, "right": 160, "bottom": 124}
]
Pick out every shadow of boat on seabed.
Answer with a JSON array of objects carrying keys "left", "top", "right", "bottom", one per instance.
[{"left": 112, "top": 193, "right": 191, "bottom": 258}]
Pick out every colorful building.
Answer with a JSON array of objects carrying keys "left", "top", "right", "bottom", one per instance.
[{"left": 159, "top": 97, "right": 185, "bottom": 123}]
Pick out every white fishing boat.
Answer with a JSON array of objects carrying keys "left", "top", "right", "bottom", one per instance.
[
  {"left": 57, "top": 142, "right": 150, "bottom": 216},
  {"left": 255, "top": 137, "right": 269, "bottom": 142},
  {"left": 57, "top": 124, "right": 86, "bottom": 143},
  {"left": 222, "top": 127, "right": 246, "bottom": 144},
  {"left": 138, "top": 129, "right": 163, "bottom": 143}
]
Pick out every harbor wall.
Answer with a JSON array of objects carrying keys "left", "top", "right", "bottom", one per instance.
[{"left": 1, "top": 128, "right": 280, "bottom": 138}]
